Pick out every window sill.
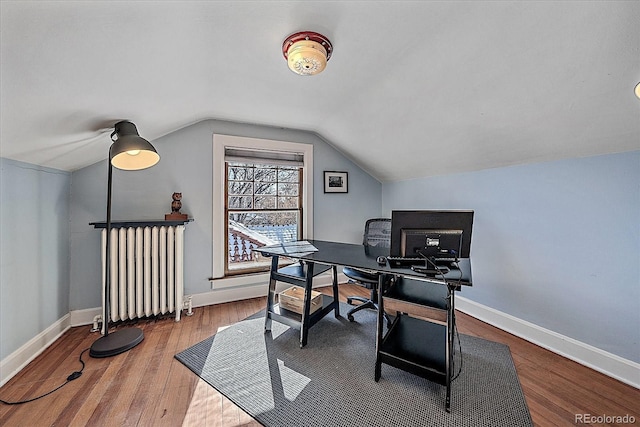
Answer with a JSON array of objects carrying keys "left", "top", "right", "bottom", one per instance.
[{"left": 209, "top": 272, "right": 271, "bottom": 290}]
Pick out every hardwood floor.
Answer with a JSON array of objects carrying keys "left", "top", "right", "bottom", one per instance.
[{"left": 1, "top": 284, "right": 638, "bottom": 426}]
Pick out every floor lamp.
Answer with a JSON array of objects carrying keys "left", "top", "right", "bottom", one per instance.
[{"left": 90, "top": 121, "right": 160, "bottom": 358}]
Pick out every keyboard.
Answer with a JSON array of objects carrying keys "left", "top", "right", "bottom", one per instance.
[{"left": 386, "top": 256, "right": 456, "bottom": 268}]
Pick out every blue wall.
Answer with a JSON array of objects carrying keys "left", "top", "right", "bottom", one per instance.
[
  {"left": 2, "top": 124, "right": 638, "bottom": 371},
  {"left": 0, "top": 158, "right": 70, "bottom": 360},
  {"left": 69, "top": 119, "right": 382, "bottom": 310},
  {"left": 383, "top": 151, "right": 640, "bottom": 362}
]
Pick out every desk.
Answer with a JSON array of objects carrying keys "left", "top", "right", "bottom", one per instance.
[
  {"left": 255, "top": 239, "right": 472, "bottom": 411},
  {"left": 255, "top": 239, "right": 471, "bottom": 341}
]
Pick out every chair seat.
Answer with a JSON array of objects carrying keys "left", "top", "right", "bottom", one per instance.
[{"left": 343, "top": 266, "right": 379, "bottom": 285}]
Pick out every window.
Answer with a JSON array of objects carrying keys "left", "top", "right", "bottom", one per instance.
[
  {"left": 212, "top": 134, "right": 313, "bottom": 279},
  {"left": 226, "top": 162, "right": 302, "bottom": 275}
]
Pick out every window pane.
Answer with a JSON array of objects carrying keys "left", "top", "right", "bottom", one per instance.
[
  {"left": 228, "top": 165, "right": 253, "bottom": 181},
  {"left": 277, "top": 196, "right": 298, "bottom": 209},
  {"left": 254, "top": 182, "right": 276, "bottom": 195},
  {"left": 278, "top": 168, "right": 299, "bottom": 182},
  {"left": 228, "top": 181, "right": 253, "bottom": 195},
  {"left": 228, "top": 196, "right": 253, "bottom": 209},
  {"left": 254, "top": 167, "right": 276, "bottom": 182},
  {"left": 277, "top": 182, "right": 298, "bottom": 196},
  {"left": 254, "top": 196, "right": 276, "bottom": 209}
]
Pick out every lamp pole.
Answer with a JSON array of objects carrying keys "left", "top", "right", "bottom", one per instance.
[
  {"left": 103, "top": 152, "right": 113, "bottom": 339},
  {"left": 103, "top": 154, "right": 113, "bottom": 339}
]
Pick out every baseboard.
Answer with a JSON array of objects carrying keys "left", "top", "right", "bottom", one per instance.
[
  {"left": 0, "top": 314, "right": 71, "bottom": 388},
  {"left": 70, "top": 307, "right": 101, "bottom": 328},
  {"left": 455, "top": 296, "right": 640, "bottom": 389}
]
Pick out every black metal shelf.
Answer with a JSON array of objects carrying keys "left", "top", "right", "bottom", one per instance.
[
  {"left": 377, "top": 315, "right": 447, "bottom": 385},
  {"left": 270, "top": 294, "right": 336, "bottom": 330},
  {"left": 376, "top": 276, "right": 457, "bottom": 411},
  {"left": 261, "top": 252, "right": 340, "bottom": 348}
]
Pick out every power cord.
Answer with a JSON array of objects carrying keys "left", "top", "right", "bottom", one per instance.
[
  {"left": 451, "top": 311, "right": 464, "bottom": 381},
  {"left": 447, "top": 258, "right": 464, "bottom": 381},
  {"left": 0, "top": 348, "right": 89, "bottom": 405}
]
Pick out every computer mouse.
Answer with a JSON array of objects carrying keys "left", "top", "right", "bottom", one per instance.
[{"left": 376, "top": 256, "right": 387, "bottom": 266}]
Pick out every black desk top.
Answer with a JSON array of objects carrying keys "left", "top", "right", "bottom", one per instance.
[{"left": 255, "top": 239, "right": 472, "bottom": 286}]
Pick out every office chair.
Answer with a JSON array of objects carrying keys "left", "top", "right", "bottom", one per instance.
[{"left": 343, "top": 218, "right": 392, "bottom": 326}]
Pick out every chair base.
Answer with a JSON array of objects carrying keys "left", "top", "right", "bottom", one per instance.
[{"left": 346, "top": 296, "right": 392, "bottom": 327}]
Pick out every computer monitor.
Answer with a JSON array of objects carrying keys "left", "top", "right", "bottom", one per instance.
[
  {"left": 400, "top": 228, "right": 463, "bottom": 259},
  {"left": 390, "top": 210, "right": 474, "bottom": 258}
]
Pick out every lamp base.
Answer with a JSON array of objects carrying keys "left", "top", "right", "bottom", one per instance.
[{"left": 90, "top": 328, "right": 144, "bottom": 358}]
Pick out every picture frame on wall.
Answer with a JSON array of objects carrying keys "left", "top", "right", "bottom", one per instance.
[{"left": 324, "top": 171, "right": 348, "bottom": 193}]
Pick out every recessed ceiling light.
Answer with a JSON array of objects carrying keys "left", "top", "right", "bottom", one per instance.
[{"left": 635, "top": 82, "right": 640, "bottom": 99}]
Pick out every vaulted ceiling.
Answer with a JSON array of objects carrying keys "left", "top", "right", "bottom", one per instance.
[{"left": 1, "top": 1, "right": 639, "bottom": 181}]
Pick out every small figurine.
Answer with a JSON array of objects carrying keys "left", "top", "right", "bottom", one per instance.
[
  {"left": 171, "top": 192, "right": 183, "bottom": 213},
  {"left": 165, "top": 192, "right": 188, "bottom": 220}
]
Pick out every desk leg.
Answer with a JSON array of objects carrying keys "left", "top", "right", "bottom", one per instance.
[
  {"left": 445, "top": 285, "right": 455, "bottom": 412},
  {"left": 331, "top": 265, "right": 340, "bottom": 317},
  {"left": 264, "top": 255, "right": 279, "bottom": 333},
  {"left": 374, "top": 273, "right": 386, "bottom": 381},
  {"left": 299, "top": 261, "right": 315, "bottom": 348}
]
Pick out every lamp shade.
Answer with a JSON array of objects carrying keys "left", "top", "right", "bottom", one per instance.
[{"left": 110, "top": 121, "right": 160, "bottom": 170}]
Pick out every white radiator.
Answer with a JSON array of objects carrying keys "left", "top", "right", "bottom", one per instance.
[{"left": 100, "top": 225, "right": 185, "bottom": 329}]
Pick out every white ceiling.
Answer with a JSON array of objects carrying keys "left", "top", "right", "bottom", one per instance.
[{"left": 1, "top": 1, "right": 639, "bottom": 181}]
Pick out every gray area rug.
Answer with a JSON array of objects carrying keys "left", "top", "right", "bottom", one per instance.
[{"left": 175, "top": 304, "right": 533, "bottom": 426}]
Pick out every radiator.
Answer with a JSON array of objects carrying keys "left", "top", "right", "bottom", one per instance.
[{"left": 99, "top": 225, "right": 186, "bottom": 330}]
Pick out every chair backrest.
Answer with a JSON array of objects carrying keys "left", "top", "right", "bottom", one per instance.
[{"left": 363, "top": 218, "right": 391, "bottom": 248}]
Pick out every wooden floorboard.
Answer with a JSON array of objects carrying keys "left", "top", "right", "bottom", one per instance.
[{"left": 1, "top": 284, "right": 638, "bottom": 426}]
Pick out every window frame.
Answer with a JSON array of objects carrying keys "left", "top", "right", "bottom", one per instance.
[{"left": 212, "top": 134, "right": 313, "bottom": 280}]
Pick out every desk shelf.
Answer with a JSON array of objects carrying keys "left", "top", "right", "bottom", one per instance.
[
  {"left": 262, "top": 255, "right": 340, "bottom": 348},
  {"left": 376, "top": 276, "right": 456, "bottom": 411},
  {"left": 269, "top": 294, "right": 337, "bottom": 330},
  {"left": 377, "top": 315, "right": 447, "bottom": 385}
]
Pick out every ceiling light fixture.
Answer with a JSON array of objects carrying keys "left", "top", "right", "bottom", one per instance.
[
  {"left": 635, "top": 82, "right": 640, "bottom": 99},
  {"left": 283, "top": 31, "right": 333, "bottom": 76}
]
